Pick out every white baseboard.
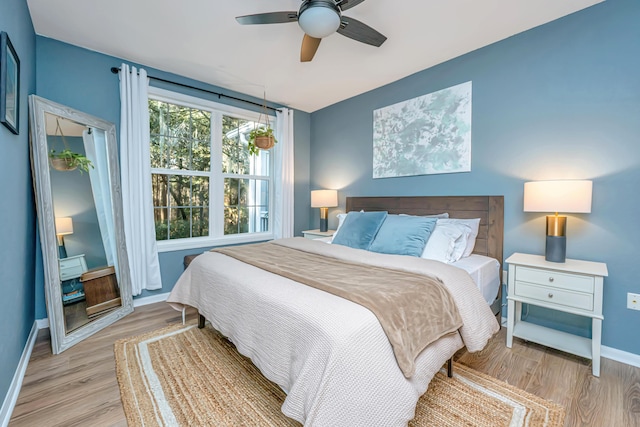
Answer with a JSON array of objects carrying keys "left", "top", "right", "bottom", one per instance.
[
  {"left": 0, "top": 321, "right": 39, "bottom": 427},
  {"left": 35, "top": 318, "right": 49, "bottom": 330},
  {"left": 602, "top": 345, "right": 640, "bottom": 368},
  {"left": 133, "top": 292, "right": 170, "bottom": 307}
]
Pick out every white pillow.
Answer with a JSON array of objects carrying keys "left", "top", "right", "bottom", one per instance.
[
  {"left": 421, "top": 223, "right": 464, "bottom": 263},
  {"left": 438, "top": 218, "right": 481, "bottom": 258}
]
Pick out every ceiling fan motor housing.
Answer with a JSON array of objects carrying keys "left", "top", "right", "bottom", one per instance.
[{"left": 298, "top": 0, "right": 342, "bottom": 38}]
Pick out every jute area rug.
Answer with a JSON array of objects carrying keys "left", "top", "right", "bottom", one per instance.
[{"left": 115, "top": 322, "right": 565, "bottom": 427}]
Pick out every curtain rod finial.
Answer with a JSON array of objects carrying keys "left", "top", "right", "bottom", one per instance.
[{"left": 110, "top": 67, "right": 120, "bottom": 74}]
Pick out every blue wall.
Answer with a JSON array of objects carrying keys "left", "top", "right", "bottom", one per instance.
[
  {"left": 34, "top": 37, "right": 312, "bottom": 311},
  {"left": 0, "top": 0, "right": 36, "bottom": 410},
  {"left": 310, "top": 0, "right": 640, "bottom": 355}
]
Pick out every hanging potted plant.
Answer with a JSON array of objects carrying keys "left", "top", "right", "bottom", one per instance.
[
  {"left": 49, "top": 148, "right": 94, "bottom": 173},
  {"left": 48, "top": 118, "right": 94, "bottom": 173},
  {"left": 247, "top": 126, "right": 277, "bottom": 155},
  {"left": 246, "top": 92, "right": 277, "bottom": 156}
]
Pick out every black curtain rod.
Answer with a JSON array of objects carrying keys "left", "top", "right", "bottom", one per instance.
[{"left": 110, "top": 67, "right": 280, "bottom": 113}]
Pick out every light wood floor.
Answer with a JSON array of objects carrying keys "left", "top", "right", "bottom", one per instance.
[{"left": 9, "top": 302, "right": 640, "bottom": 426}]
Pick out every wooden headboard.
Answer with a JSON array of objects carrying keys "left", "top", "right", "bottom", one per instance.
[{"left": 346, "top": 196, "right": 504, "bottom": 315}]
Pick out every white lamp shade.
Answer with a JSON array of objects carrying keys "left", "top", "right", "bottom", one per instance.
[
  {"left": 55, "top": 217, "right": 74, "bottom": 236},
  {"left": 311, "top": 189, "right": 338, "bottom": 208},
  {"left": 298, "top": 6, "right": 341, "bottom": 38},
  {"left": 523, "top": 180, "right": 592, "bottom": 213}
]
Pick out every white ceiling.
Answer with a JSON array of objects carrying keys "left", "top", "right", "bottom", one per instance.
[{"left": 27, "top": 0, "right": 602, "bottom": 113}]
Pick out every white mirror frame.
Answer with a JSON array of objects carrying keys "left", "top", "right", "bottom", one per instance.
[{"left": 29, "top": 95, "right": 133, "bottom": 354}]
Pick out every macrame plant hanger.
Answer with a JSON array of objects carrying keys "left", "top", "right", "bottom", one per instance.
[
  {"left": 49, "top": 118, "right": 78, "bottom": 172},
  {"left": 253, "top": 91, "right": 275, "bottom": 150}
]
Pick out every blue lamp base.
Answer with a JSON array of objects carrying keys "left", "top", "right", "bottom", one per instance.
[
  {"left": 545, "top": 235, "right": 566, "bottom": 263},
  {"left": 319, "top": 207, "right": 329, "bottom": 232}
]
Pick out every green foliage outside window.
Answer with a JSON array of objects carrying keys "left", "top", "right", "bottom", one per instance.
[{"left": 149, "top": 98, "right": 271, "bottom": 241}]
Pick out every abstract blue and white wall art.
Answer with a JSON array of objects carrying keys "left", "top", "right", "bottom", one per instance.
[{"left": 373, "top": 81, "right": 472, "bottom": 178}]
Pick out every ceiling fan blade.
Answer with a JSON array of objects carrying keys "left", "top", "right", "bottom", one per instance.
[
  {"left": 300, "top": 34, "right": 322, "bottom": 62},
  {"left": 236, "top": 11, "right": 298, "bottom": 25},
  {"left": 337, "top": 16, "right": 386, "bottom": 47},
  {"left": 336, "top": 0, "right": 366, "bottom": 11}
]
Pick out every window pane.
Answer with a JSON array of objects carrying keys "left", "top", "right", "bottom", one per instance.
[
  {"left": 224, "top": 178, "right": 269, "bottom": 234},
  {"left": 152, "top": 173, "right": 209, "bottom": 240},
  {"left": 192, "top": 138, "right": 210, "bottom": 172},
  {"left": 224, "top": 207, "right": 239, "bottom": 235},
  {"left": 154, "top": 207, "right": 169, "bottom": 240},
  {"left": 192, "top": 207, "right": 209, "bottom": 237},
  {"left": 192, "top": 176, "right": 209, "bottom": 207},
  {"left": 170, "top": 207, "right": 191, "bottom": 239},
  {"left": 149, "top": 99, "right": 211, "bottom": 172},
  {"left": 150, "top": 135, "right": 166, "bottom": 169},
  {"left": 169, "top": 175, "right": 190, "bottom": 208},
  {"left": 252, "top": 147, "right": 270, "bottom": 177},
  {"left": 238, "top": 207, "right": 249, "bottom": 233},
  {"left": 222, "top": 116, "right": 251, "bottom": 174},
  {"left": 149, "top": 100, "right": 167, "bottom": 136},
  {"left": 165, "top": 137, "right": 190, "bottom": 170},
  {"left": 152, "top": 174, "right": 169, "bottom": 209},
  {"left": 192, "top": 109, "right": 211, "bottom": 141}
]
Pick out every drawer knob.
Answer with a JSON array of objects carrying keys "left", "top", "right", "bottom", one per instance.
[
  {"left": 548, "top": 277, "right": 554, "bottom": 282},
  {"left": 548, "top": 293, "right": 554, "bottom": 298}
]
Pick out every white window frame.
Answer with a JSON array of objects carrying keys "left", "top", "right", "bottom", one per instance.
[{"left": 149, "top": 87, "right": 275, "bottom": 252}]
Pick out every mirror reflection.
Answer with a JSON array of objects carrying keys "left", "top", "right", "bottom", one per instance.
[
  {"left": 30, "top": 93, "right": 133, "bottom": 355},
  {"left": 46, "top": 113, "right": 123, "bottom": 333}
]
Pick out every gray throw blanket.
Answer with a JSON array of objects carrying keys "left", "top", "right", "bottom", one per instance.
[{"left": 214, "top": 241, "right": 463, "bottom": 377}]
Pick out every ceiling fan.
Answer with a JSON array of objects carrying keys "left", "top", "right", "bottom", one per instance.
[{"left": 236, "top": 0, "right": 387, "bottom": 62}]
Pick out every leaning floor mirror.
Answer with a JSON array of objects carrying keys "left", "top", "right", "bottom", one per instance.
[{"left": 29, "top": 95, "right": 133, "bottom": 354}]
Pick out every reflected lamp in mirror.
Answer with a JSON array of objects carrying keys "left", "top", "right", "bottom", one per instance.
[
  {"left": 523, "top": 180, "right": 592, "bottom": 263},
  {"left": 55, "top": 216, "right": 73, "bottom": 259},
  {"left": 311, "top": 189, "right": 338, "bottom": 232}
]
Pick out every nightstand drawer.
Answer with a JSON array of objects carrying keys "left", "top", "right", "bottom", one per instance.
[
  {"left": 59, "top": 255, "right": 88, "bottom": 281},
  {"left": 516, "top": 266, "right": 594, "bottom": 293},
  {"left": 60, "top": 265, "right": 85, "bottom": 280},
  {"left": 514, "top": 281, "right": 593, "bottom": 311}
]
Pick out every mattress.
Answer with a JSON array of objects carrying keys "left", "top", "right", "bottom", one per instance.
[
  {"left": 450, "top": 254, "right": 501, "bottom": 305},
  {"left": 318, "top": 236, "right": 501, "bottom": 306}
]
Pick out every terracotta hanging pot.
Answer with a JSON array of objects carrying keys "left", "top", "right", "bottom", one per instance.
[
  {"left": 50, "top": 157, "right": 78, "bottom": 172},
  {"left": 254, "top": 135, "right": 275, "bottom": 150}
]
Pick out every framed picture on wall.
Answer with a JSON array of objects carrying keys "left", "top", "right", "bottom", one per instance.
[{"left": 1, "top": 31, "right": 20, "bottom": 135}]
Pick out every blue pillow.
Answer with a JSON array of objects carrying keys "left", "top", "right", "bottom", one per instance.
[
  {"left": 369, "top": 215, "right": 437, "bottom": 257},
  {"left": 331, "top": 211, "right": 388, "bottom": 250}
]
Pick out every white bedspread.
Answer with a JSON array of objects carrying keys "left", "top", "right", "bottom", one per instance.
[{"left": 167, "top": 238, "right": 499, "bottom": 426}]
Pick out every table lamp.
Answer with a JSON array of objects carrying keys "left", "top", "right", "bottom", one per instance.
[
  {"left": 523, "top": 180, "right": 592, "bottom": 263},
  {"left": 311, "top": 189, "right": 338, "bottom": 232},
  {"left": 55, "top": 216, "right": 74, "bottom": 259}
]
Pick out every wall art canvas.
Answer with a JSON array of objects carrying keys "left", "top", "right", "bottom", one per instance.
[
  {"left": 1, "top": 31, "right": 20, "bottom": 134},
  {"left": 373, "top": 81, "right": 471, "bottom": 178}
]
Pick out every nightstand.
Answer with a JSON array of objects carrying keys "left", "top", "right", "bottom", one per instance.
[
  {"left": 506, "top": 253, "right": 608, "bottom": 376},
  {"left": 59, "top": 254, "right": 88, "bottom": 304},
  {"left": 302, "top": 229, "right": 335, "bottom": 240}
]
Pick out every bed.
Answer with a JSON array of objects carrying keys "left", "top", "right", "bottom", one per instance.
[{"left": 168, "top": 195, "right": 503, "bottom": 427}]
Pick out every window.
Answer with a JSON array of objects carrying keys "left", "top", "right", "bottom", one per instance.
[{"left": 148, "top": 88, "right": 274, "bottom": 251}]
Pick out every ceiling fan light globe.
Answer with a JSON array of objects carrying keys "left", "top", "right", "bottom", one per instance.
[{"left": 298, "top": 7, "right": 341, "bottom": 38}]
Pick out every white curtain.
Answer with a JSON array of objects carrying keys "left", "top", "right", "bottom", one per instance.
[
  {"left": 119, "top": 63, "right": 162, "bottom": 295},
  {"left": 273, "top": 108, "right": 295, "bottom": 239},
  {"left": 82, "top": 129, "right": 118, "bottom": 276}
]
